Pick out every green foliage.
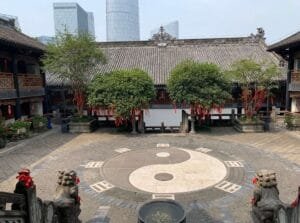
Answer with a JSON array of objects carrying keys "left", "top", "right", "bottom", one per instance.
[
  {"left": 32, "top": 115, "right": 47, "bottom": 129},
  {"left": 226, "top": 59, "right": 281, "bottom": 119},
  {"left": 88, "top": 69, "right": 155, "bottom": 120},
  {"left": 225, "top": 59, "right": 281, "bottom": 89},
  {"left": 71, "top": 115, "right": 94, "bottom": 123},
  {"left": 0, "top": 118, "right": 7, "bottom": 139},
  {"left": 42, "top": 31, "right": 106, "bottom": 115},
  {"left": 8, "top": 120, "right": 31, "bottom": 133},
  {"left": 167, "top": 60, "right": 231, "bottom": 110}
]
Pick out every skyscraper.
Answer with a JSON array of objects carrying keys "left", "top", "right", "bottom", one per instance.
[
  {"left": 53, "top": 2, "right": 95, "bottom": 37},
  {"left": 150, "top": 21, "right": 179, "bottom": 39},
  {"left": 106, "top": 0, "right": 140, "bottom": 41},
  {"left": 87, "top": 12, "right": 95, "bottom": 38}
]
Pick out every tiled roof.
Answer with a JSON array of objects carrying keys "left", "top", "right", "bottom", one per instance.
[
  {"left": 47, "top": 36, "right": 285, "bottom": 86},
  {"left": 0, "top": 22, "right": 45, "bottom": 52},
  {"left": 268, "top": 31, "right": 300, "bottom": 51}
]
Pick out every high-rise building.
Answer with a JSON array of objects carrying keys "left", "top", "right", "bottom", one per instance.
[
  {"left": 36, "top": 36, "right": 55, "bottom": 45},
  {"left": 87, "top": 12, "right": 95, "bottom": 38},
  {"left": 106, "top": 0, "right": 140, "bottom": 41},
  {"left": 53, "top": 2, "right": 95, "bottom": 37},
  {"left": 150, "top": 21, "right": 179, "bottom": 39}
]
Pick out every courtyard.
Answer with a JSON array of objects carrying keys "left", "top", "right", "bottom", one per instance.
[{"left": 1, "top": 127, "right": 300, "bottom": 222}]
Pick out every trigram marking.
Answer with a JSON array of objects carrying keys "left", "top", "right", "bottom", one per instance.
[
  {"left": 195, "top": 147, "right": 212, "bottom": 153},
  {"left": 115, "top": 148, "right": 131, "bottom": 153},
  {"left": 224, "top": 161, "right": 244, "bottom": 168},
  {"left": 215, "top": 181, "right": 241, "bottom": 193},
  {"left": 90, "top": 181, "right": 114, "bottom": 193},
  {"left": 156, "top": 143, "right": 170, "bottom": 148},
  {"left": 80, "top": 161, "right": 103, "bottom": 168},
  {"left": 152, "top": 194, "right": 175, "bottom": 200},
  {"left": 93, "top": 206, "right": 110, "bottom": 220}
]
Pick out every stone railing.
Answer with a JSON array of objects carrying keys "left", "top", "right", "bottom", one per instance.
[
  {"left": 0, "top": 72, "right": 14, "bottom": 89},
  {"left": 0, "top": 169, "right": 80, "bottom": 223},
  {"left": 18, "top": 74, "right": 43, "bottom": 89}
]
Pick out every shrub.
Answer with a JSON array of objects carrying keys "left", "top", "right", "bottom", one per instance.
[
  {"left": 8, "top": 121, "right": 31, "bottom": 133},
  {"left": 32, "top": 115, "right": 47, "bottom": 130}
]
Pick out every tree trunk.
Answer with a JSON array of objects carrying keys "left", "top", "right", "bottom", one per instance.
[
  {"left": 190, "top": 115, "right": 196, "bottom": 134},
  {"left": 131, "top": 113, "right": 137, "bottom": 134}
]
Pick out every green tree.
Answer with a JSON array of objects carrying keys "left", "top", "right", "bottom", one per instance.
[
  {"left": 42, "top": 32, "right": 106, "bottom": 116},
  {"left": 88, "top": 69, "right": 155, "bottom": 133},
  {"left": 226, "top": 59, "right": 280, "bottom": 119},
  {"left": 167, "top": 60, "right": 231, "bottom": 133}
]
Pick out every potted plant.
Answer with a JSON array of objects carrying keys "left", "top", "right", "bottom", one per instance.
[
  {"left": 68, "top": 115, "right": 98, "bottom": 133},
  {"left": 0, "top": 119, "right": 7, "bottom": 148},
  {"left": 32, "top": 115, "right": 47, "bottom": 132},
  {"left": 8, "top": 120, "right": 31, "bottom": 140},
  {"left": 226, "top": 59, "right": 281, "bottom": 132}
]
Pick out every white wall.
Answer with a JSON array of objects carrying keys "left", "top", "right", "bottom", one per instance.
[
  {"left": 291, "top": 98, "right": 300, "bottom": 112},
  {"left": 30, "top": 102, "right": 43, "bottom": 116},
  {"left": 144, "top": 109, "right": 190, "bottom": 127}
]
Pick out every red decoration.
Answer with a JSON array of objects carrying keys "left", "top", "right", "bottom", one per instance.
[
  {"left": 8, "top": 105, "right": 12, "bottom": 116},
  {"left": 16, "top": 168, "right": 34, "bottom": 189}
]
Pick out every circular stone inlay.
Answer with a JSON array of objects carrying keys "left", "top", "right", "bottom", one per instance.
[
  {"left": 154, "top": 173, "right": 174, "bottom": 181},
  {"left": 156, "top": 152, "right": 170, "bottom": 158}
]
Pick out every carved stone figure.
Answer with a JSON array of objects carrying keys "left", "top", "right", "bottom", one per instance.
[
  {"left": 251, "top": 170, "right": 286, "bottom": 223},
  {"left": 53, "top": 170, "right": 81, "bottom": 223}
]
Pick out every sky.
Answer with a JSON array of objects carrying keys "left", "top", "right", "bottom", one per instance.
[{"left": 1, "top": 0, "right": 300, "bottom": 44}]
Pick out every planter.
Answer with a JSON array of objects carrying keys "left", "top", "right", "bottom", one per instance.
[
  {"left": 69, "top": 119, "right": 98, "bottom": 133},
  {"left": 138, "top": 200, "right": 186, "bottom": 223},
  {"left": 233, "top": 119, "right": 264, "bottom": 133},
  {"left": 0, "top": 138, "right": 7, "bottom": 149}
]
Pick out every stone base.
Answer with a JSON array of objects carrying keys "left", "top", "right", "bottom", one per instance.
[
  {"left": 69, "top": 120, "right": 98, "bottom": 133},
  {"left": 233, "top": 119, "right": 264, "bottom": 133}
]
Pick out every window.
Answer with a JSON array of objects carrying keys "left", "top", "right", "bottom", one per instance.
[
  {"left": 17, "top": 60, "right": 27, "bottom": 73},
  {"left": 0, "top": 58, "right": 12, "bottom": 73},
  {"left": 294, "top": 58, "right": 300, "bottom": 71}
]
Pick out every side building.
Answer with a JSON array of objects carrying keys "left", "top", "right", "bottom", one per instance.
[
  {"left": 47, "top": 28, "right": 286, "bottom": 128},
  {"left": 53, "top": 2, "right": 95, "bottom": 37},
  {"left": 0, "top": 18, "right": 45, "bottom": 123},
  {"left": 269, "top": 32, "right": 300, "bottom": 113}
]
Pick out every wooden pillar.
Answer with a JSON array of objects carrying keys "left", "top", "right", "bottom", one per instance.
[
  {"left": 11, "top": 53, "right": 21, "bottom": 119},
  {"left": 190, "top": 115, "right": 196, "bottom": 134}
]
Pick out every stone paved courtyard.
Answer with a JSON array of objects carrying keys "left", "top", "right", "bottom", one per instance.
[{"left": 1, "top": 127, "right": 300, "bottom": 222}]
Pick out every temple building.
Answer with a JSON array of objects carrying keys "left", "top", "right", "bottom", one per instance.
[
  {"left": 269, "top": 32, "right": 300, "bottom": 112},
  {"left": 47, "top": 28, "right": 286, "bottom": 129},
  {"left": 0, "top": 17, "right": 45, "bottom": 123}
]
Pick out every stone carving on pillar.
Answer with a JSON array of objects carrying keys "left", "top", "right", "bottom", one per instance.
[{"left": 53, "top": 170, "right": 81, "bottom": 223}]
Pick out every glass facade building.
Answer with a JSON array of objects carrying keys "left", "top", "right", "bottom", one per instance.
[
  {"left": 106, "top": 0, "right": 140, "bottom": 41},
  {"left": 53, "top": 2, "right": 95, "bottom": 37},
  {"left": 150, "top": 21, "right": 179, "bottom": 39}
]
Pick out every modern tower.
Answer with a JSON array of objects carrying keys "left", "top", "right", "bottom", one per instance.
[
  {"left": 87, "top": 12, "right": 95, "bottom": 38},
  {"left": 150, "top": 21, "right": 179, "bottom": 39},
  {"left": 53, "top": 2, "right": 95, "bottom": 37},
  {"left": 106, "top": 0, "right": 140, "bottom": 41}
]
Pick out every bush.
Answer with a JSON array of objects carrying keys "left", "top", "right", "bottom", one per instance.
[
  {"left": 7, "top": 121, "right": 31, "bottom": 140},
  {"left": 71, "top": 116, "right": 94, "bottom": 123},
  {"left": 32, "top": 115, "right": 47, "bottom": 130}
]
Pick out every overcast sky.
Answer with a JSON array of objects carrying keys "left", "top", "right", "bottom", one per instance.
[{"left": 1, "top": 0, "right": 300, "bottom": 44}]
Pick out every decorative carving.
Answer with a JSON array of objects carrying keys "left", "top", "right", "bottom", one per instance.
[
  {"left": 151, "top": 26, "right": 176, "bottom": 42},
  {"left": 54, "top": 170, "right": 81, "bottom": 223},
  {"left": 251, "top": 170, "right": 286, "bottom": 222}
]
